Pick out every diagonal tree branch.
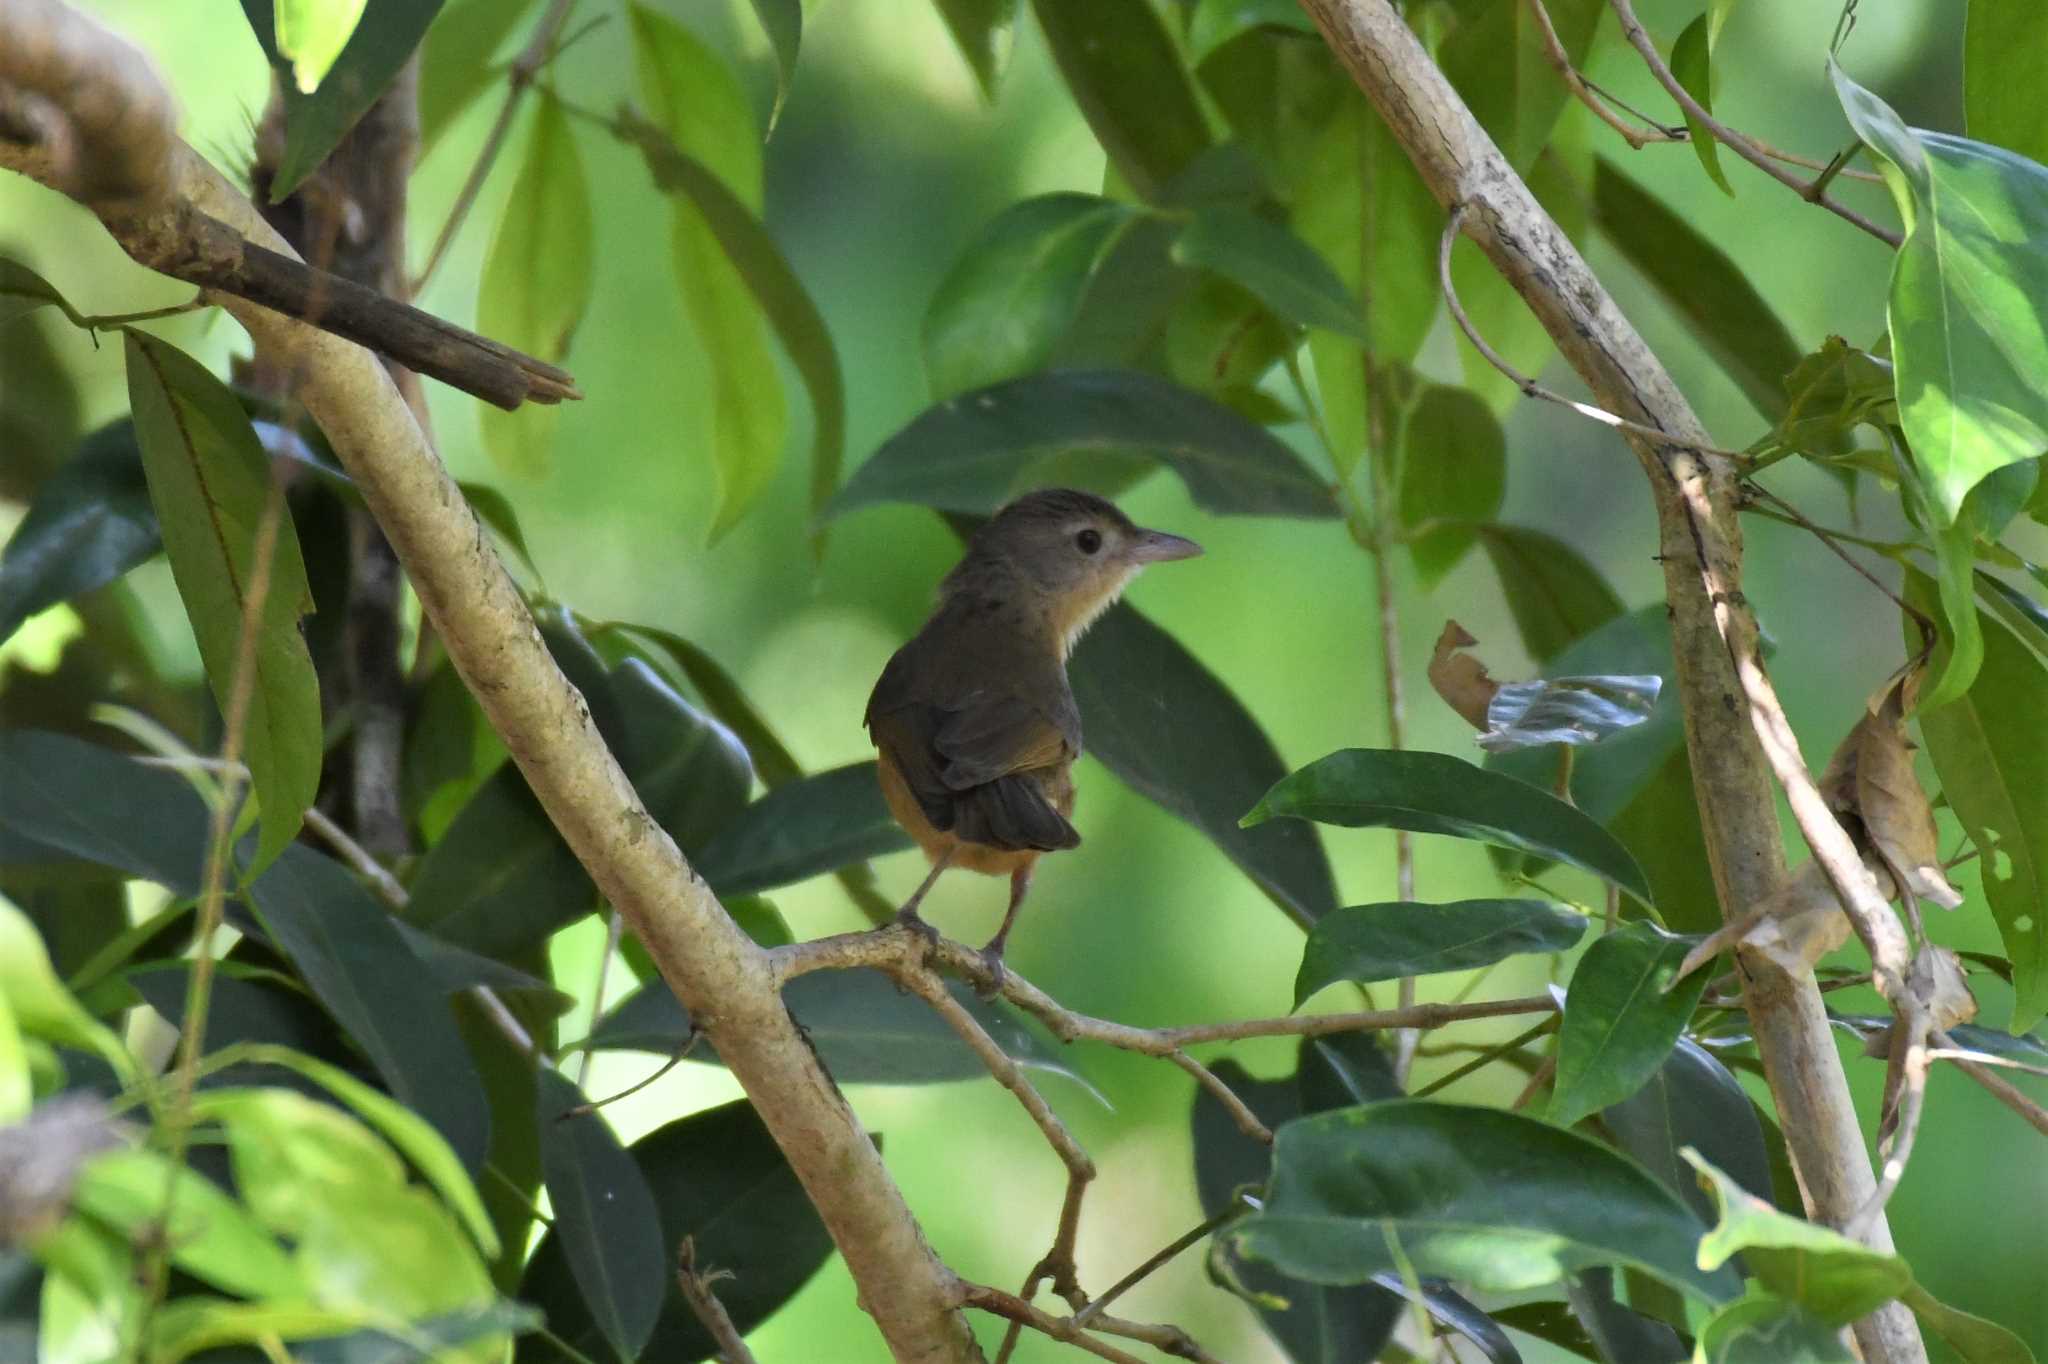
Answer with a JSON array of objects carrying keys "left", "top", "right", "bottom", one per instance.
[
  {"left": 0, "top": 4, "right": 980, "bottom": 1360},
  {"left": 1296, "top": 2, "right": 1926, "bottom": 1360}
]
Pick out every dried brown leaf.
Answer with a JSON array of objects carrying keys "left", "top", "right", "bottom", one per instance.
[{"left": 1428, "top": 619, "right": 1497, "bottom": 730}]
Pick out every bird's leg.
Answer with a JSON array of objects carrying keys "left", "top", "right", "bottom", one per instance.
[
  {"left": 894, "top": 846, "right": 954, "bottom": 946},
  {"left": 975, "top": 865, "right": 1034, "bottom": 998}
]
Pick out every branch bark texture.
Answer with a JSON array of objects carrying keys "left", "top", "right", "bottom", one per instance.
[
  {"left": 1297, "top": 3, "right": 1925, "bottom": 1360},
  {"left": 0, "top": 5, "right": 980, "bottom": 1360}
]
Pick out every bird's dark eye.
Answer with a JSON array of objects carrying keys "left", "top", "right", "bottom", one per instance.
[{"left": 1075, "top": 528, "right": 1103, "bottom": 555}]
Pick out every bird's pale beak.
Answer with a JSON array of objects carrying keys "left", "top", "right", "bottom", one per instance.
[{"left": 1129, "top": 529, "right": 1204, "bottom": 563}]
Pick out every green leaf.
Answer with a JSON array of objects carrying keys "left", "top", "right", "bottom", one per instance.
[
  {"left": 693, "top": 762, "right": 909, "bottom": 896},
  {"left": 1477, "top": 524, "right": 1626, "bottom": 663},
  {"left": 535, "top": 1070, "right": 664, "bottom": 1364},
  {"left": 933, "top": 0, "right": 1018, "bottom": 99},
  {"left": 923, "top": 194, "right": 1142, "bottom": 400},
  {"left": 611, "top": 657, "right": 753, "bottom": 854},
  {"left": 0, "top": 255, "right": 76, "bottom": 326},
  {"left": 1244, "top": 749, "right": 1651, "bottom": 903},
  {"left": 631, "top": 3, "right": 787, "bottom": 540},
  {"left": 247, "top": 845, "right": 493, "bottom": 1173},
  {"left": 0, "top": 891, "right": 133, "bottom": 1082},
  {"left": 1549, "top": 922, "right": 1708, "bottom": 1128},
  {"left": 1031, "top": 0, "right": 1211, "bottom": 202},
  {"left": 1591, "top": 160, "right": 1806, "bottom": 427},
  {"left": 70, "top": 1147, "right": 303, "bottom": 1301},
  {"left": 418, "top": 0, "right": 531, "bottom": 156},
  {"left": 1603, "top": 1038, "right": 1771, "bottom": 1229},
  {"left": 518, "top": 1100, "right": 839, "bottom": 1363},
  {"left": 238, "top": 0, "right": 446, "bottom": 199},
  {"left": 0, "top": 422, "right": 159, "bottom": 644},
  {"left": 831, "top": 369, "right": 1338, "bottom": 521},
  {"left": 1439, "top": 0, "right": 1604, "bottom": 172},
  {"left": 1685, "top": 1151, "right": 1909, "bottom": 1324},
  {"left": 746, "top": 0, "right": 801, "bottom": 128},
  {"left": 1171, "top": 205, "right": 1367, "bottom": 341},
  {"left": 1760, "top": 336, "right": 1897, "bottom": 461},
  {"left": 0, "top": 995, "right": 24, "bottom": 1123},
  {"left": 1670, "top": 16, "right": 1732, "bottom": 195},
  {"left": 1964, "top": 0, "right": 2048, "bottom": 165},
  {"left": 1905, "top": 567, "right": 2048, "bottom": 1030},
  {"left": 1232, "top": 1100, "right": 1739, "bottom": 1302},
  {"left": 477, "top": 95, "right": 592, "bottom": 477},
  {"left": 123, "top": 331, "right": 320, "bottom": 876},
  {"left": 274, "top": 0, "right": 370, "bottom": 92},
  {"left": 1294, "top": 899, "right": 1585, "bottom": 1006},
  {"left": 0, "top": 731, "right": 209, "bottom": 892},
  {"left": 589, "top": 967, "right": 1095, "bottom": 1094},
  {"left": 407, "top": 764, "right": 593, "bottom": 956},
  {"left": 1833, "top": 61, "right": 2048, "bottom": 522},
  {"left": 1397, "top": 386, "right": 1506, "bottom": 586},
  {"left": 1566, "top": 1267, "right": 1687, "bottom": 1363},
  {"left": 1693, "top": 1292, "right": 1855, "bottom": 1364},
  {"left": 612, "top": 106, "right": 844, "bottom": 549},
  {"left": 1900, "top": 1284, "right": 2039, "bottom": 1364},
  {"left": 600, "top": 623, "right": 803, "bottom": 788},
  {"left": 1187, "top": 0, "right": 1317, "bottom": 62},
  {"left": 458, "top": 481, "right": 540, "bottom": 578},
  {"left": 1072, "top": 602, "right": 1339, "bottom": 927}
]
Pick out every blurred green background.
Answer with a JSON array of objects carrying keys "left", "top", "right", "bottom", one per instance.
[{"left": 1, "top": 1, "right": 2042, "bottom": 1359}]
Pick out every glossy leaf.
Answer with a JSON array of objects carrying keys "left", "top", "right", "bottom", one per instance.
[
  {"left": 611, "top": 657, "right": 753, "bottom": 854},
  {"left": 590, "top": 965, "right": 1095, "bottom": 1093},
  {"left": 1245, "top": 748, "right": 1651, "bottom": 903},
  {"left": 1694, "top": 1292, "right": 1854, "bottom": 1364},
  {"left": 632, "top": 3, "right": 787, "bottom": 539},
  {"left": 517, "top": 1100, "right": 838, "bottom": 1362},
  {"left": 1604, "top": 1037, "right": 1771, "bottom": 1228},
  {"left": 747, "top": 0, "right": 801, "bottom": 128},
  {"left": 1295, "top": 899, "right": 1585, "bottom": 1006},
  {"left": 923, "top": 194, "right": 1141, "bottom": 400},
  {"left": 692, "top": 762, "right": 908, "bottom": 896},
  {"left": 1591, "top": 161, "right": 1805, "bottom": 426},
  {"left": 831, "top": 369, "right": 1338, "bottom": 521},
  {"left": 1670, "top": 16, "right": 1732, "bottom": 195},
  {"left": 602, "top": 623, "right": 803, "bottom": 788},
  {"left": 1686, "top": 1152, "right": 1908, "bottom": 1324},
  {"left": 0, "top": 423, "right": 156, "bottom": 645},
  {"left": 0, "top": 731, "right": 208, "bottom": 892},
  {"left": 1439, "top": 0, "right": 1604, "bottom": 172},
  {"left": 1398, "top": 386, "right": 1506, "bottom": 586},
  {"left": 124, "top": 331, "right": 320, "bottom": 875},
  {"left": 1964, "top": 1, "right": 2048, "bottom": 165},
  {"left": 1171, "top": 205, "right": 1367, "bottom": 341},
  {"left": 418, "top": 0, "right": 531, "bottom": 155},
  {"left": 535, "top": 1070, "right": 663, "bottom": 1363},
  {"left": 0, "top": 255, "right": 73, "bottom": 325},
  {"left": 933, "top": 0, "right": 1018, "bottom": 98},
  {"left": 1834, "top": 62, "right": 2048, "bottom": 524},
  {"left": 612, "top": 107, "right": 844, "bottom": 548},
  {"left": 1031, "top": 0, "right": 1210, "bottom": 201},
  {"left": 1905, "top": 569, "right": 2048, "bottom": 1030},
  {"left": 406, "top": 764, "right": 593, "bottom": 956},
  {"left": 1232, "top": 1100, "right": 1738, "bottom": 1301},
  {"left": 1566, "top": 1267, "right": 1687, "bottom": 1364},
  {"left": 1550, "top": 922, "right": 1708, "bottom": 1128},
  {"left": 238, "top": 0, "right": 445, "bottom": 199},
  {"left": 247, "top": 845, "right": 492, "bottom": 1172},
  {"left": 478, "top": 96, "right": 592, "bottom": 477},
  {"left": 1477, "top": 524, "right": 1625, "bottom": 663},
  {"left": 1072, "top": 602, "right": 1338, "bottom": 926}
]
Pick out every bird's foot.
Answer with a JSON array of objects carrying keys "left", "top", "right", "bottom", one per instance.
[
  {"left": 974, "top": 945, "right": 1010, "bottom": 1000},
  {"left": 894, "top": 906, "right": 942, "bottom": 953}
]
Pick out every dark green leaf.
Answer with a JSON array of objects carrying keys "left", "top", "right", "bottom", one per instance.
[
  {"left": 1477, "top": 524, "right": 1626, "bottom": 663},
  {"left": 477, "top": 94, "right": 592, "bottom": 477},
  {"left": 0, "top": 422, "right": 159, "bottom": 644},
  {"left": 1439, "top": 0, "right": 1604, "bottom": 172},
  {"left": 455, "top": 992, "right": 545, "bottom": 1292},
  {"left": 1964, "top": 1, "right": 2048, "bottom": 165},
  {"left": 831, "top": 369, "right": 1337, "bottom": 521},
  {"left": 1397, "top": 387, "right": 1506, "bottom": 585},
  {"left": 1295, "top": 899, "right": 1584, "bottom": 1006},
  {"left": 1670, "top": 17, "right": 1732, "bottom": 195},
  {"left": 692, "top": 763, "right": 908, "bottom": 897},
  {"left": 1246, "top": 748, "right": 1651, "bottom": 902},
  {"left": 517, "top": 1100, "right": 837, "bottom": 1364},
  {"left": 1298, "top": 1032, "right": 1403, "bottom": 1110},
  {"left": 128, "top": 961, "right": 339, "bottom": 1059},
  {"left": 1905, "top": 568, "right": 2048, "bottom": 1030},
  {"left": 746, "top": 0, "right": 801, "bottom": 128},
  {"left": 1491, "top": 1300, "right": 1603, "bottom": 1361},
  {"left": 1604, "top": 1037, "right": 1771, "bottom": 1229},
  {"left": 0, "top": 731, "right": 208, "bottom": 892},
  {"left": 1073, "top": 602, "right": 1339, "bottom": 927},
  {"left": 418, "top": 0, "right": 531, "bottom": 155},
  {"left": 601, "top": 624, "right": 803, "bottom": 789},
  {"left": 1901, "top": 1284, "right": 2039, "bottom": 1364},
  {"left": 611, "top": 657, "right": 753, "bottom": 854},
  {"left": 406, "top": 764, "right": 593, "bottom": 957},
  {"left": 923, "top": 194, "right": 1141, "bottom": 400},
  {"left": 1834, "top": 62, "right": 2048, "bottom": 524},
  {"left": 933, "top": 0, "right": 1019, "bottom": 99},
  {"left": 1694, "top": 1292, "right": 1853, "bottom": 1364},
  {"left": 1566, "top": 1267, "right": 1688, "bottom": 1363},
  {"left": 247, "top": 845, "right": 491, "bottom": 1172},
  {"left": 1187, "top": 0, "right": 1316, "bottom": 62},
  {"left": 1232, "top": 1100, "right": 1738, "bottom": 1301},
  {"left": 1592, "top": 160, "right": 1806, "bottom": 426},
  {"left": 0, "top": 256, "right": 75, "bottom": 326},
  {"left": 612, "top": 107, "right": 844, "bottom": 551},
  {"left": 393, "top": 922, "right": 575, "bottom": 1017},
  {"left": 238, "top": 0, "right": 446, "bottom": 200},
  {"left": 457, "top": 482, "right": 539, "bottom": 578},
  {"left": 125, "top": 332, "right": 321, "bottom": 876},
  {"left": 535, "top": 1070, "right": 664, "bottom": 1364},
  {"left": 1171, "top": 205, "right": 1367, "bottom": 341},
  {"left": 589, "top": 966, "right": 1096, "bottom": 1093},
  {"left": 1686, "top": 1153, "right": 1908, "bottom": 1324},
  {"left": 1031, "top": 0, "right": 1211, "bottom": 202},
  {"left": 1550, "top": 922, "right": 1708, "bottom": 1128}
]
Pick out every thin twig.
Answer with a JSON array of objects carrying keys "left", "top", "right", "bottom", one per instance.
[
  {"left": 678, "top": 1237, "right": 760, "bottom": 1364},
  {"left": 568, "top": 1036, "right": 698, "bottom": 1115},
  {"left": 962, "top": 1285, "right": 1147, "bottom": 1364},
  {"left": 1924, "top": 1048, "right": 2048, "bottom": 1080},
  {"left": 1607, "top": 0, "right": 1901, "bottom": 248},
  {"left": 1933, "top": 1029, "right": 2048, "bottom": 1137},
  {"left": 1411, "top": 1016, "right": 1558, "bottom": 1098},
  {"left": 1169, "top": 1050, "right": 1272, "bottom": 1144},
  {"left": 1524, "top": 0, "right": 1683, "bottom": 149},
  {"left": 1741, "top": 482, "right": 1921, "bottom": 620},
  {"left": 1846, "top": 1004, "right": 1931, "bottom": 1240},
  {"left": 1073, "top": 1204, "right": 1243, "bottom": 1329}
]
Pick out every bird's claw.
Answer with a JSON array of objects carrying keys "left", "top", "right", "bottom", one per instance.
[
  {"left": 894, "top": 907, "right": 941, "bottom": 947},
  {"left": 974, "top": 948, "right": 1009, "bottom": 1000}
]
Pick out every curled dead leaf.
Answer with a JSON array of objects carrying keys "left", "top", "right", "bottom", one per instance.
[
  {"left": 1819, "top": 666, "right": 1963, "bottom": 912},
  {"left": 1428, "top": 620, "right": 1497, "bottom": 730}
]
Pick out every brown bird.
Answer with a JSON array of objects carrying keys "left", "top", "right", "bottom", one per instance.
[{"left": 864, "top": 488, "right": 1203, "bottom": 985}]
